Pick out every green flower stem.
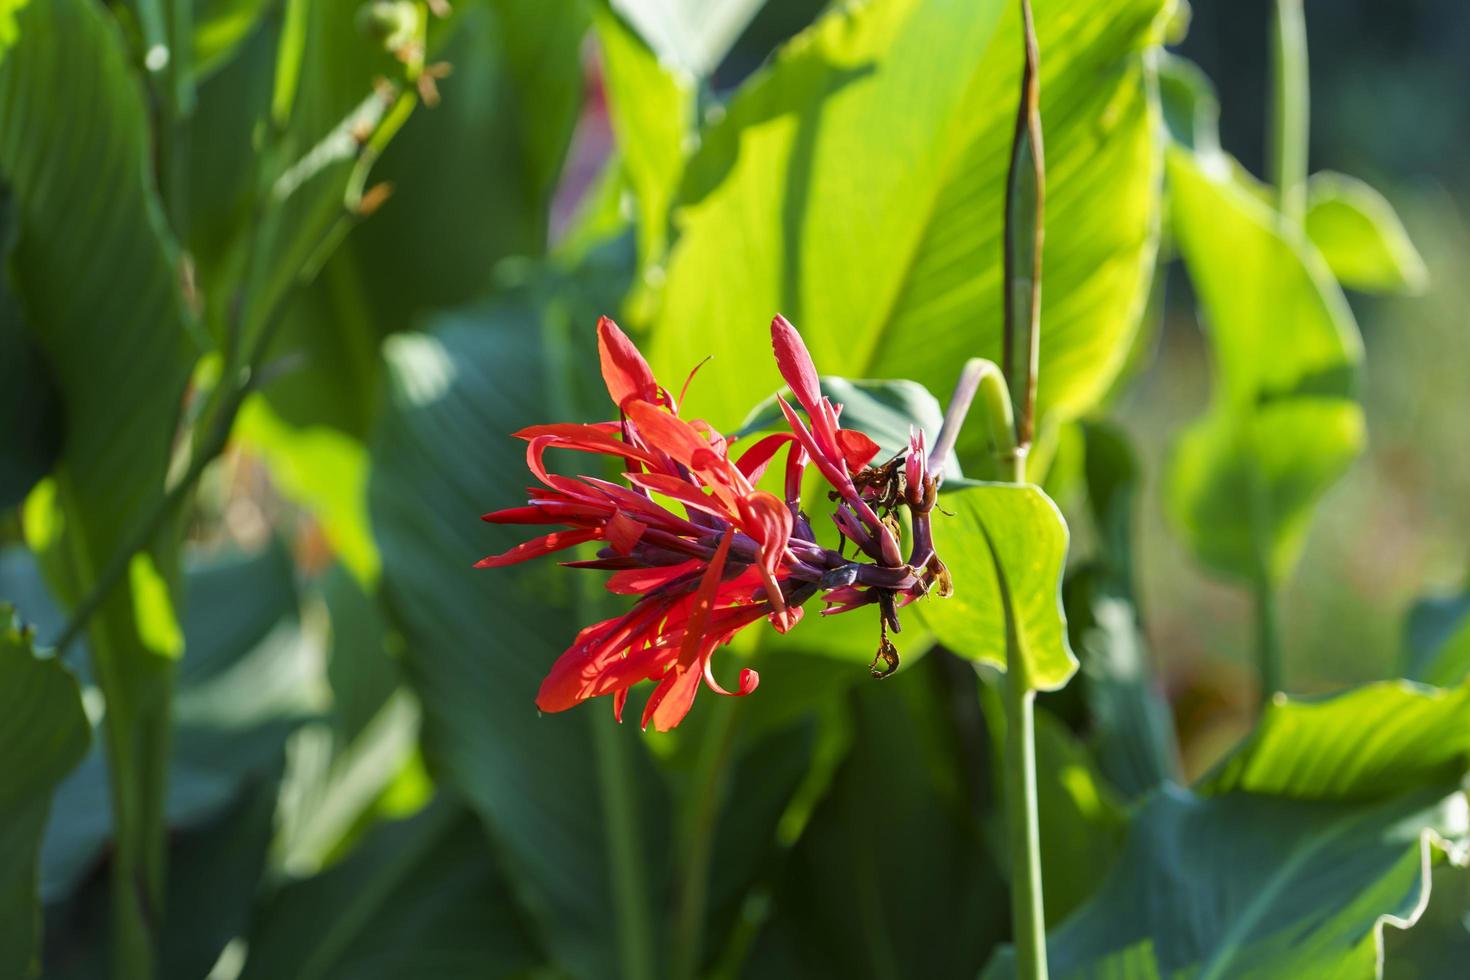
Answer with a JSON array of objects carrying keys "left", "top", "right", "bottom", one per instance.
[
  {"left": 1003, "top": 643, "right": 1047, "bottom": 980},
  {"left": 1269, "top": 0, "right": 1309, "bottom": 229}
]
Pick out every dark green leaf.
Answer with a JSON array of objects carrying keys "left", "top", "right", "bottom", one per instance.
[
  {"left": 369, "top": 299, "right": 671, "bottom": 979},
  {"left": 240, "top": 800, "right": 543, "bottom": 979},
  {"left": 0, "top": 605, "right": 89, "bottom": 979},
  {"left": 1402, "top": 587, "right": 1470, "bottom": 688}
]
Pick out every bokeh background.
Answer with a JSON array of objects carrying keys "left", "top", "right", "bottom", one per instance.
[{"left": 1123, "top": 0, "right": 1470, "bottom": 772}]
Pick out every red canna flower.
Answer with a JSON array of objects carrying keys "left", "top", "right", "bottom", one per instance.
[{"left": 478, "top": 315, "right": 957, "bottom": 730}]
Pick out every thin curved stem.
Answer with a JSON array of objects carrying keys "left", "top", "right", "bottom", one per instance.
[{"left": 1269, "top": 0, "right": 1309, "bottom": 229}]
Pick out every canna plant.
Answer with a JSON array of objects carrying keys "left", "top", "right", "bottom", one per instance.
[{"left": 0, "top": 0, "right": 1466, "bottom": 979}]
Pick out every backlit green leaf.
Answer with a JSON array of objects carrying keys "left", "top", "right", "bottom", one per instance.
[
  {"left": 1164, "top": 146, "right": 1365, "bottom": 584},
  {"left": 648, "top": 0, "right": 1169, "bottom": 446},
  {"left": 1306, "top": 171, "right": 1428, "bottom": 295},
  {"left": 919, "top": 483, "right": 1076, "bottom": 690}
]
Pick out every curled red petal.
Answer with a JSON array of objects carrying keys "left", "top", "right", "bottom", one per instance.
[
  {"left": 736, "top": 490, "right": 793, "bottom": 617},
  {"left": 704, "top": 661, "right": 759, "bottom": 697},
  {"left": 474, "top": 527, "right": 601, "bottom": 568},
  {"left": 613, "top": 688, "right": 629, "bottom": 723},
  {"left": 597, "top": 316, "right": 659, "bottom": 410}
]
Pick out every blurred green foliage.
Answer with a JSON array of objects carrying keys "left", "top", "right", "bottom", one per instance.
[{"left": 1, "top": 0, "right": 1468, "bottom": 977}]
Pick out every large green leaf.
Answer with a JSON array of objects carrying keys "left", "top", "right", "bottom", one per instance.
[
  {"left": 988, "top": 678, "right": 1470, "bottom": 978},
  {"left": 919, "top": 484, "right": 1076, "bottom": 690},
  {"left": 369, "top": 300, "right": 670, "bottom": 979},
  {"left": 986, "top": 785, "right": 1465, "bottom": 979},
  {"left": 1201, "top": 681, "right": 1470, "bottom": 801},
  {"left": 648, "top": 0, "right": 1169, "bottom": 445},
  {"left": 594, "top": 0, "right": 694, "bottom": 278},
  {"left": 1, "top": 0, "right": 196, "bottom": 644},
  {"left": 2, "top": 1, "right": 198, "bottom": 957},
  {"left": 0, "top": 606, "right": 89, "bottom": 979},
  {"left": 1164, "top": 147, "right": 1364, "bottom": 585},
  {"left": 1305, "top": 171, "right": 1427, "bottom": 296},
  {"left": 240, "top": 800, "right": 542, "bottom": 979}
]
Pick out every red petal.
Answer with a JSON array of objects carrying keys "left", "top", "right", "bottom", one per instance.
[
  {"left": 606, "top": 511, "right": 648, "bottom": 554},
  {"left": 776, "top": 395, "right": 853, "bottom": 496},
  {"left": 474, "top": 527, "right": 601, "bottom": 567},
  {"left": 624, "top": 402, "right": 749, "bottom": 509},
  {"left": 770, "top": 315, "right": 823, "bottom": 415},
  {"left": 606, "top": 560, "right": 704, "bottom": 595},
  {"left": 836, "top": 428, "right": 882, "bottom": 473},
  {"left": 642, "top": 661, "right": 703, "bottom": 732},
  {"left": 597, "top": 316, "right": 658, "bottom": 410},
  {"left": 736, "top": 490, "right": 793, "bottom": 617},
  {"left": 735, "top": 432, "right": 795, "bottom": 482},
  {"left": 703, "top": 661, "right": 759, "bottom": 698},
  {"left": 612, "top": 688, "right": 628, "bottom": 723}
]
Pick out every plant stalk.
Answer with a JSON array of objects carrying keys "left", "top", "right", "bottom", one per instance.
[
  {"left": 1003, "top": 651, "right": 1047, "bottom": 979},
  {"left": 1269, "top": 0, "right": 1309, "bottom": 228},
  {"left": 997, "top": 3, "right": 1048, "bottom": 977}
]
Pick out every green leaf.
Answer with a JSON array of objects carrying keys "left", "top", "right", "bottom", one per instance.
[
  {"left": 986, "top": 784, "right": 1466, "bottom": 979},
  {"left": 918, "top": 484, "right": 1076, "bottom": 691},
  {"left": 369, "top": 300, "right": 670, "bottom": 979},
  {"left": 747, "top": 667, "right": 1009, "bottom": 978},
  {"left": 1384, "top": 862, "right": 1470, "bottom": 979},
  {"left": 2, "top": 2, "right": 197, "bottom": 956},
  {"left": 1402, "top": 588, "right": 1470, "bottom": 688},
  {"left": 648, "top": 0, "right": 1169, "bottom": 443},
  {"left": 0, "top": 187, "right": 62, "bottom": 513},
  {"left": 240, "top": 800, "right": 543, "bottom": 979},
  {"left": 988, "top": 679, "right": 1470, "bottom": 977},
  {"left": 1156, "top": 52, "right": 1221, "bottom": 159},
  {"left": 1164, "top": 146, "right": 1365, "bottom": 584},
  {"left": 1, "top": 0, "right": 196, "bottom": 623},
  {"left": 1305, "top": 171, "right": 1428, "bottom": 295},
  {"left": 194, "top": 0, "right": 273, "bottom": 80},
  {"left": 736, "top": 375, "right": 960, "bottom": 476},
  {"left": 1030, "top": 706, "right": 1128, "bottom": 926},
  {"left": 1167, "top": 398, "right": 1364, "bottom": 585},
  {"left": 37, "top": 541, "right": 310, "bottom": 905},
  {"left": 0, "top": 606, "right": 89, "bottom": 979},
  {"left": 1200, "top": 680, "right": 1470, "bottom": 801},
  {"left": 609, "top": 0, "right": 767, "bottom": 78},
  {"left": 594, "top": 1, "right": 694, "bottom": 277}
]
